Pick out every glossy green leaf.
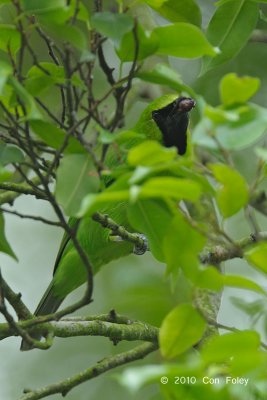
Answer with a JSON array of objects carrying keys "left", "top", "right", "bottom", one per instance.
[
  {"left": 159, "top": 303, "right": 206, "bottom": 358},
  {"left": 152, "top": 23, "right": 218, "bottom": 58},
  {"left": 144, "top": 0, "right": 201, "bottom": 26},
  {"left": 116, "top": 23, "right": 158, "bottom": 61},
  {"left": 202, "top": 0, "right": 259, "bottom": 73},
  {"left": 0, "top": 25, "right": 21, "bottom": 55},
  {"left": 140, "top": 177, "right": 202, "bottom": 202},
  {"left": 30, "top": 120, "right": 85, "bottom": 153},
  {"left": 91, "top": 12, "right": 134, "bottom": 45},
  {"left": 137, "top": 63, "right": 184, "bottom": 91},
  {"left": 220, "top": 73, "right": 260, "bottom": 105},
  {"left": 202, "top": 331, "right": 260, "bottom": 364},
  {"left": 55, "top": 154, "right": 100, "bottom": 216},
  {"left": 210, "top": 164, "right": 249, "bottom": 218},
  {"left": 0, "top": 144, "right": 24, "bottom": 165},
  {"left": 128, "top": 141, "right": 176, "bottom": 167},
  {"left": 0, "top": 212, "right": 17, "bottom": 260},
  {"left": 128, "top": 199, "right": 174, "bottom": 261},
  {"left": 245, "top": 243, "right": 267, "bottom": 274},
  {"left": 163, "top": 213, "right": 206, "bottom": 279}
]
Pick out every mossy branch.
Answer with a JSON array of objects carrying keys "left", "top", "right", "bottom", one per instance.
[{"left": 20, "top": 342, "right": 158, "bottom": 400}]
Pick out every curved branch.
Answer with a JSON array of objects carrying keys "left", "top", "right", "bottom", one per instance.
[{"left": 20, "top": 342, "right": 158, "bottom": 400}]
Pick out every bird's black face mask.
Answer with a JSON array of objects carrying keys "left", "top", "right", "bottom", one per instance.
[{"left": 152, "top": 97, "right": 196, "bottom": 155}]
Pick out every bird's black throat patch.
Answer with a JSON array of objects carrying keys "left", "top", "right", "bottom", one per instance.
[{"left": 152, "top": 97, "right": 195, "bottom": 155}]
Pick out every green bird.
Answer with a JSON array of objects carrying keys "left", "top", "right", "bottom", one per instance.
[{"left": 21, "top": 95, "right": 195, "bottom": 350}]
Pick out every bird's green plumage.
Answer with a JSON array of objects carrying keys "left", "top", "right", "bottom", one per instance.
[{"left": 27, "top": 94, "right": 193, "bottom": 320}]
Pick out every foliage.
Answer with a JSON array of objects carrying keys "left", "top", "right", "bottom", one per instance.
[{"left": 0, "top": 1, "right": 267, "bottom": 400}]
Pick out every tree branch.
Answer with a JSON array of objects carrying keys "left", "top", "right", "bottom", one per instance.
[
  {"left": 92, "top": 211, "right": 149, "bottom": 254},
  {"left": 0, "top": 176, "right": 46, "bottom": 205},
  {"left": 20, "top": 342, "right": 158, "bottom": 400}
]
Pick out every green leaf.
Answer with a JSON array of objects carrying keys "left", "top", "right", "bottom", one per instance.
[
  {"left": 55, "top": 154, "right": 100, "bottom": 216},
  {"left": 0, "top": 61, "right": 12, "bottom": 95},
  {"left": 0, "top": 167, "right": 12, "bottom": 183},
  {"left": 193, "top": 104, "right": 267, "bottom": 151},
  {"left": 128, "top": 199, "right": 174, "bottom": 261},
  {"left": 144, "top": 0, "right": 201, "bottom": 26},
  {"left": 0, "top": 212, "right": 17, "bottom": 260},
  {"left": 79, "top": 191, "right": 129, "bottom": 217},
  {"left": 137, "top": 63, "right": 185, "bottom": 91},
  {"left": 202, "top": 331, "right": 260, "bottom": 364},
  {"left": 202, "top": 0, "right": 259, "bottom": 74},
  {"left": 30, "top": 120, "right": 85, "bottom": 153},
  {"left": 22, "top": 0, "right": 65, "bottom": 12},
  {"left": 223, "top": 275, "right": 266, "bottom": 294},
  {"left": 91, "top": 12, "right": 134, "bottom": 45},
  {"left": 159, "top": 303, "right": 206, "bottom": 358},
  {"left": 140, "top": 177, "right": 202, "bottom": 202},
  {"left": 141, "top": 0, "right": 168, "bottom": 7},
  {"left": 116, "top": 23, "right": 159, "bottom": 61},
  {"left": 163, "top": 213, "right": 206, "bottom": 279},
  {"left": 8, "top": 77, "right": 41, "bottom": 120},
  {"left": 204, "top": 104, "right": 239, "bottom": 124},
  {"left": 42, "top": 24, "right": 87, "bottom": 51},
  {"left": 0, "top": 144, "right": 24, "bottom": 165},
  {"left": 245, "top": 243, "right": 267, "bottom": 274},
  {"left": 0, "top": 25, "right": 21, "bottom": 55},
  {"left": 78, "top": 174, "right": 131, "bottom": 216},
  {"left": 25, "top": 63, "right": 65, "bottom": 96},
  {"left": 210, "top": 164, "right": 249, "bottom": 218},
  {"left": 152, "top": 23, "right": 218, "bottom": 58},
  {"left": 196, "top": 266, "right": 266, "bottom": 294},
  {"left": 128, "top": 141, "right": 176, "bottom": 167},
  {"left": 220, "top": 73, "right": 260, "bottom": 105}
]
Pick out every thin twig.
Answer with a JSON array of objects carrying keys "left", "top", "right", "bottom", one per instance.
[{"left": 0, "top": 207, "right": 62, "bottom": 227}]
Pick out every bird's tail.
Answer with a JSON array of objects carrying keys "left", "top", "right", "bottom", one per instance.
[{"left": 20, "top": 281, "right": 63, "bottom": 351}]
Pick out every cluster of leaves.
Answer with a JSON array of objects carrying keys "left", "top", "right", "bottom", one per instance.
[{"left": 1, "top": 0, "right": 267, "bottom": 399}]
